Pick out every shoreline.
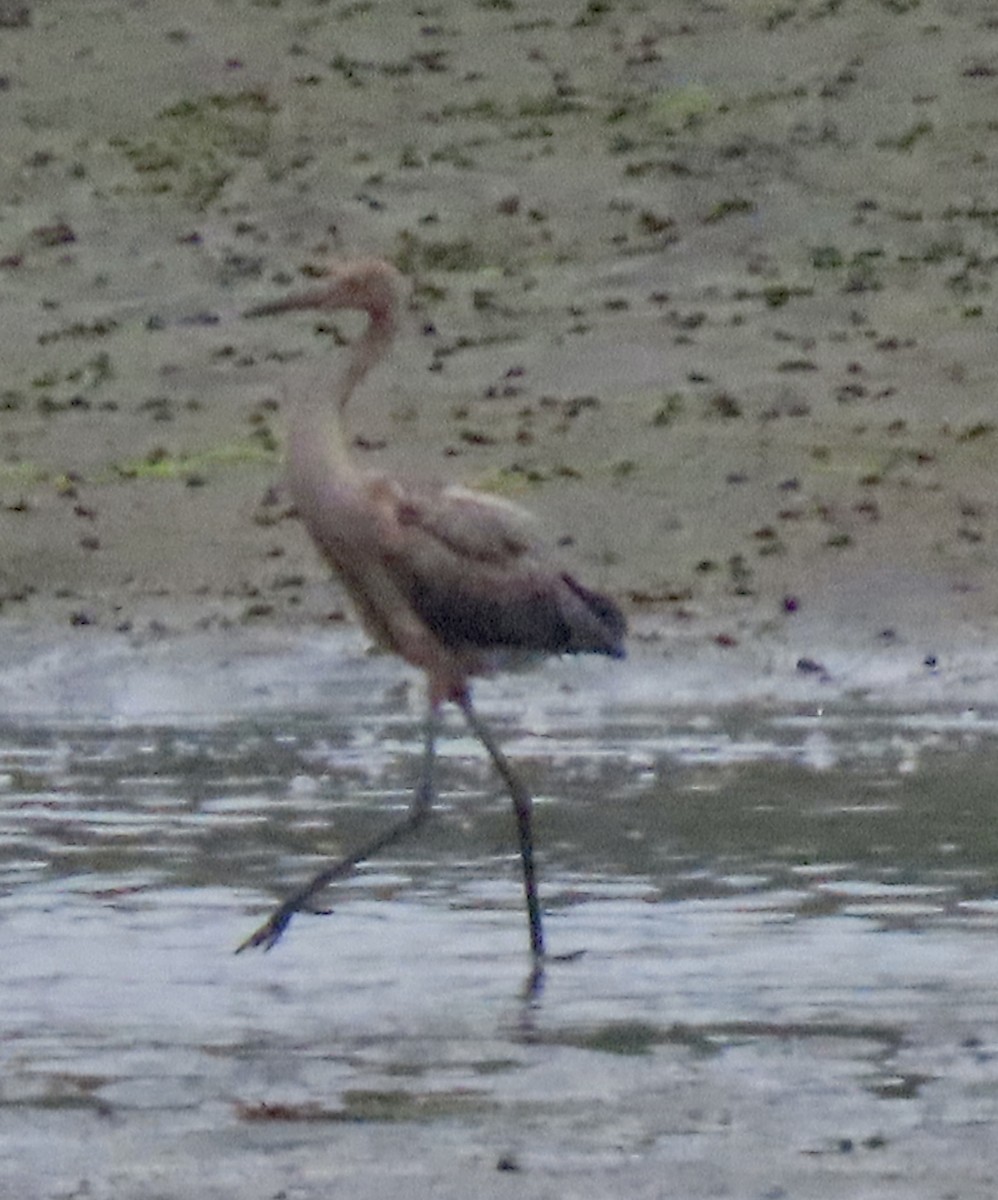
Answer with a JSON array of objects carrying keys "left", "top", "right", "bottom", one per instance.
[{"left": 0, "top": 613, "right": 996, "bottom": 725}]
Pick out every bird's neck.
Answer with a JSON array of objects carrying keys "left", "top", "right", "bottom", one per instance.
[
  {"left": 287, "top": 379, "right": 356, "bottom": 499},
  {"left": 341, "top": 305, "right": 396, "bottom": 401},
  {"left": 287, "top": 305, "right": 396, "bottom": 490}
]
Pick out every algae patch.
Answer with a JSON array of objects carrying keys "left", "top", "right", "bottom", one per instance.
[{"left": 110, "top": 90, "right": 277, "bottom": 210}]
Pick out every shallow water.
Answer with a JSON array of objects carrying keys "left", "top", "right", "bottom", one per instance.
[{"left": 4, "top": 677, "right": 998, "bottom": 1198}]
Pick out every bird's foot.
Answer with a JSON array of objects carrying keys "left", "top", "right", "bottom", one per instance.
[
  {"left": 522, "top": 955, "right": 546, "bottom": 1002},
  {"left": 235, "top": 905, "right": 295, "bottom": 954},
  {"left": 550, "top": 948, "right": 586, "bottom": 964}
]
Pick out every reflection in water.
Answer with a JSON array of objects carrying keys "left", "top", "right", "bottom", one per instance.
[{"left": 3, "top": 697, "right": 998, "bottom": 1194}]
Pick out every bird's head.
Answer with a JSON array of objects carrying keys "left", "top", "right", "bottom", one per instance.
[{"left": 244, "top": 258, "right": 403, "bottom": 330}]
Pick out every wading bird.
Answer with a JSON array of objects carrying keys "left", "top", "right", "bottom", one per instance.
[{"left": 236, "top": 258, "right": 626, "bottom": 977}]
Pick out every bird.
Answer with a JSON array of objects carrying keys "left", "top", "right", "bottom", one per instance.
[{"left": 236, "top": 257, "right": 626, "bottom": 979}]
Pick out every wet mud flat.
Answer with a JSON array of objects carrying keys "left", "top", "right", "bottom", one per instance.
[
  {"left": 2, "top": 0, "right": 998, "bottom": 652},
  {"left": 4, "top": 637, "right": 998, "bottom": 1199}
]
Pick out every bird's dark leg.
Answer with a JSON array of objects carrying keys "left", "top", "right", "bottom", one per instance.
[
  {"left": 455, "top": 691, "right": 545, "bottom": 983},
  {"left": 235, "top": 705, "right": 439, "bottom": 953}
]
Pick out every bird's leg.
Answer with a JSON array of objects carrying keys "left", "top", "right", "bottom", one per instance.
[
  {"left": 455, "top": 691, "right": 545, "bottom": 979},
  {"left": 236, "top": 705, "right": 439, "bottom": 954}
]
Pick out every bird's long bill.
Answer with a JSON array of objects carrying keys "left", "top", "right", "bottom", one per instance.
[{"left": 243, "top": 288, "right": 334, "bottom": 319}]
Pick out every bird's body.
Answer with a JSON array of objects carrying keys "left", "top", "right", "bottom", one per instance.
[
  {"left": 239, "top": 257, "right": 626, "bottom": 976},
  {"left": 276, "top": 259, "right": 624, "bottom": 703}
]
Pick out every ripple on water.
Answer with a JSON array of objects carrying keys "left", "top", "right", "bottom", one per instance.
[{"left": 2, "top": 696, "right": 998, "bottom": 1197}]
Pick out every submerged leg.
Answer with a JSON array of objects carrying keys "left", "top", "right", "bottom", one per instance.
[
  {"left": 455, "top": 692, "right": 545, "bottom": 971},
  {"left": 236, "top": 705, "right": 439, "bottom": 953}
]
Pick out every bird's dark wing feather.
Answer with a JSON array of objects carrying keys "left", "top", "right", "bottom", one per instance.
[{"left": 381, "top": 482, "right": 626, "bottom": 658}]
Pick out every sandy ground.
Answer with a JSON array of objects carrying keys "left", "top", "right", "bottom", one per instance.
[{"left": 2, "top": 0, "right": 998, "bottom": 677}]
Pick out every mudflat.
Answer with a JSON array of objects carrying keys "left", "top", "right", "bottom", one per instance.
[{"left": 1, "top": 0, "right": 996, "bottom": 680}]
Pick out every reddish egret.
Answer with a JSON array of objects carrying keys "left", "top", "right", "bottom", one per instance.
[{"left": 236, "top": 258, "right": 625, "bottom": 974}]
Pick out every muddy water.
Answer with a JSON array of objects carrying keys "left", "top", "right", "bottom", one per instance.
[{"left": 3, "top": 680, "right": 998, "bottom": 1198}]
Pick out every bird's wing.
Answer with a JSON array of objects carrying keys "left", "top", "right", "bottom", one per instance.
[
  {"left": 371, "top": 478, "right": 623, "bottom": 657},
  {"left": 392, "top": 481, "right": 540, "bottom": 565}
]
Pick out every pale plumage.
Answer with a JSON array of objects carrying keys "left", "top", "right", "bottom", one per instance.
[{"left": 237, "top": 258, "right": 626, "bottom": 982}]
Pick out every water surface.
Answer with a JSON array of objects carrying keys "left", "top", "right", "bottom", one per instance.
[{"left": 3, "top": 674, "right": 998, "bottom": 1198}]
